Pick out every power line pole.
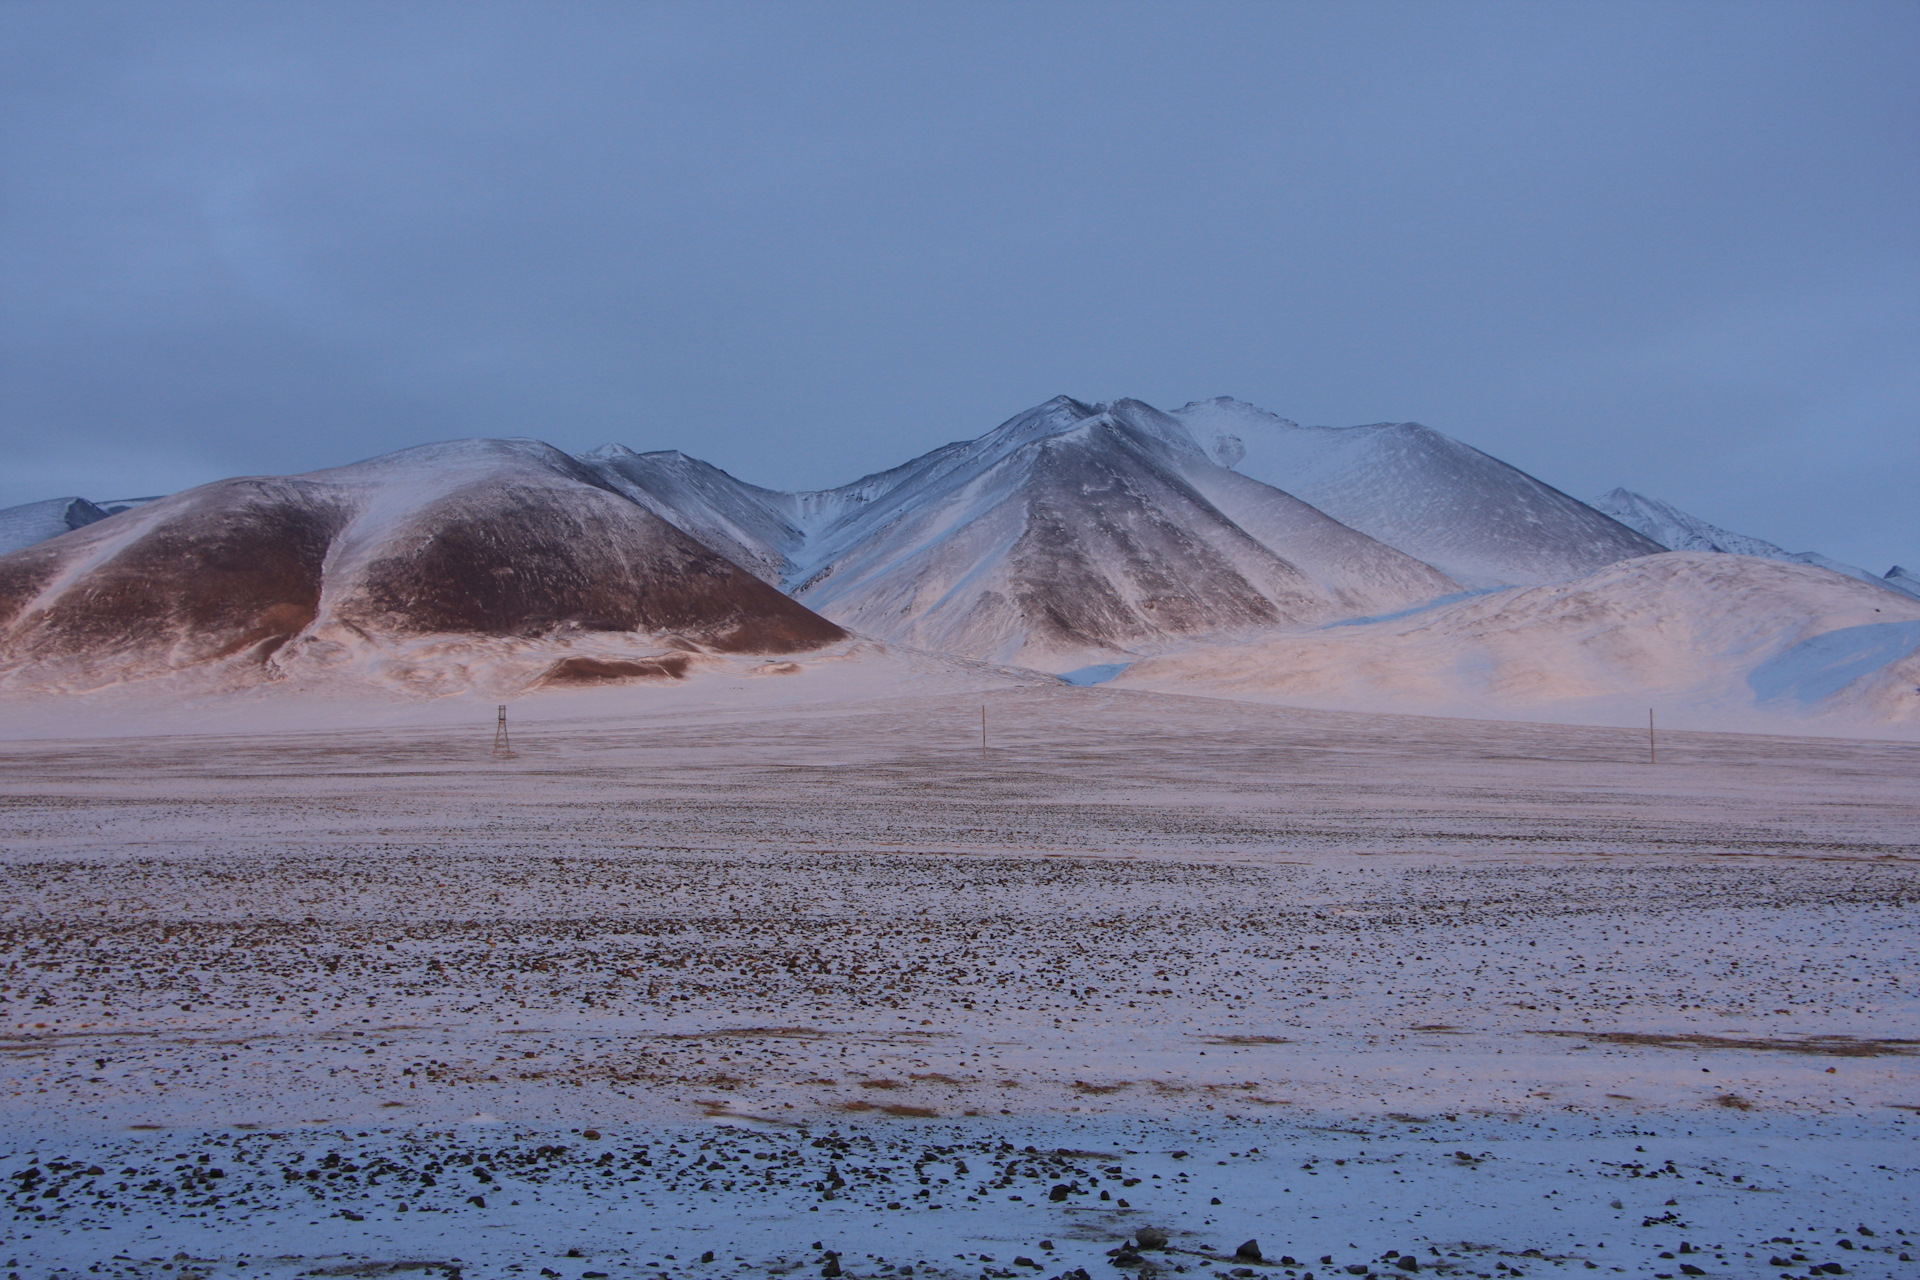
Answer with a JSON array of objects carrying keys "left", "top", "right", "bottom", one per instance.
[
  {"left": 981, "top": 705, "right": 987, "bottom": 760},
  {"left": 1648, "top": 708, "right": 1656, "bottom": 766},
  {"left": 493, "top": 704, "right": 513, "bottom": 759}
]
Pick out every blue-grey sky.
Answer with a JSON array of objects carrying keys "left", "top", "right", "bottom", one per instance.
[{"left": 2, "top": 1, "right": 1915, "bottom": 568}]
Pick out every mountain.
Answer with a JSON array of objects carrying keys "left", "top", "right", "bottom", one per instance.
[
  {"left": 0, "top": 439, "right": 843, "bottom": 693},
  {"left": 1591, "top": 488, "right": 1920, "bottom": 600},
  {"left": 1117, "top": 551, "right": 1920, "bottom": 724},
  {"left": 571, "top": 397, "right": 1459, "bottom": 671},
  {"left": 1170, "top": 398, "right": 1664, "bottom": 588},
  {"left": 774, "top": 397, "right": 1459, "bottom": 670},
  {"left": 0, "top": 496, "right": 111, "bottom": 556},
  {"left": 580, "top": 445, "right": 805, "bottom": 586},
  {"left": 1586, "top": 488, "right": 1791, "bottom": 558},
  {"left": 8, "top": 393, "right": 1905, "bottom": 718}
]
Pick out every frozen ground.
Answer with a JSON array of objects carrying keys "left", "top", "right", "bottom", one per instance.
[{"left": 1, "top": 684, "right": 1916, "bottom": 1277}]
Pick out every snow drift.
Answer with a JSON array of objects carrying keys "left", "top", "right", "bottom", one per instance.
[
  {"left": 1115, "top": 551, "right": 1920, "bottom": 725},
  {"left": 0, "top": 439, "right": 844, "bottom": 695}
]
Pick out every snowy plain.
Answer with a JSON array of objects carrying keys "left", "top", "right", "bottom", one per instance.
[{"left": 1, "top": 676, "right": 1916, "bottom": 1278}]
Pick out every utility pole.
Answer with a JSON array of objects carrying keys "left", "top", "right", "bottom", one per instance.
[
  {"left": 1648, "top": 708, "right": 1656, "bottom": 766},
  {"left": 981, "top": 705, "right": 988, "bottom": 760},
  {"left": 493, "top": 704, "right": 513, "bottom": 759}
]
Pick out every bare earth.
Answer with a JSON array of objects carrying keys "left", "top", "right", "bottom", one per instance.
[{"left": 1, "top": 685, "right": 1916, "bottom": 1277}]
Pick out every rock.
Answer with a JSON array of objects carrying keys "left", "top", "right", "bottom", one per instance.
[
  {"left": 1135, "top": 1228, "right": 1170, "bottom": 1250},
  {"left": 702, "top": 1252, "right": 716, "bottom": 1264},
  {"left": 1235, "top": 1241, "right": 1262, "bottom": 1262},
  {"left": 1050, "top": 1184, "right": 1072, "bottom": 1201},
  {"left": 823, "top": 1258, "right": 842, "bottom": 1278}
]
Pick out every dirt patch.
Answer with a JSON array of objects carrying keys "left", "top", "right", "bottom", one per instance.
[
  {"left": 1536, "top": 1031, "right": 1918, "bottom": 1058},
  {"left": 538, "top": 653, "right": 691, "bottom": 685},
  {"left": 1196, "top": 1034, "right": 1290, "bottom": 1045},
  {"left": 666, "top": 1026, "right": 833, "bottom": 1041}
]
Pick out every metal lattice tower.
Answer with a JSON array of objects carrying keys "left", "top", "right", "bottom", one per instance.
[{"left": 493, "top": 704, "right": 513, "bottom": 758}]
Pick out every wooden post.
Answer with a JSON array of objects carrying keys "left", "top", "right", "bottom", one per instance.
[
  {"left": 981, "top": 705, "right": 987, "bottom": 760},
  {"left": 1648, "top": 708, "right": 1656, "bottom": 766},
  {"left": 493, "top": 704, "right": 512, "bottom": 758}
]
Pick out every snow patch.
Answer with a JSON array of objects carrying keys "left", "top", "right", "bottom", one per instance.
[{"left": 1747, "top": 619, "right": 1920, "bottom": 705}]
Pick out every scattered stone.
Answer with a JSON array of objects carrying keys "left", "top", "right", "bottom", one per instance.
[{"left": 1234, "top": 1241, "right": 1262, "bottom": 1262}]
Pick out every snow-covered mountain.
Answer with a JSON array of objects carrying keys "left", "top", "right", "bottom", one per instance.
[
  {"left": 1590, "top": 487, "right": 1920, "bottom": 600},
  {"left": 0, "top": 439, "right": 843, "bottom": 694},
  {"left": 633, "top": 396, "right": 1459, "bottom": 671},
  {"left": 6, "top": 393, "right": 1907, "bottom": 720},
  {"left": 1117, "top": 551, "right": 1920, "bottom": 725},
  {"left": 581, "top": 445, "right": 805, "bottom": 586},
  {"left": 1171, "top": 398, "right": 1663, "bottom": 588},
  {"left": 1586, "top": 488, "right": 1791, "bottom": 558},
  {"left": 0, "top": 496, "right": 111, "bottom": 556}
]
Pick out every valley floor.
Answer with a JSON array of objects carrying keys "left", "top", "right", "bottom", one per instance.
[{"left": 0, "top": 686, "right": 1915, "bottom": 1278}]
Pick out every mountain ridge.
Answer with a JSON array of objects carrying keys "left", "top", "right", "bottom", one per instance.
[
  {"left": 0, "top": 438, "right": 844, "bottom": 695},
  {"left": 5, "top": 394, "right": 1911, "bottom": 721},
  {"left": 1590, "top": 486, "right": 1919, "bottom": 600}
]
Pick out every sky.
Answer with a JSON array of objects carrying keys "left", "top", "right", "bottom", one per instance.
[{"left": 1, "top": 1, "right": 1915, "bottom": 570}]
